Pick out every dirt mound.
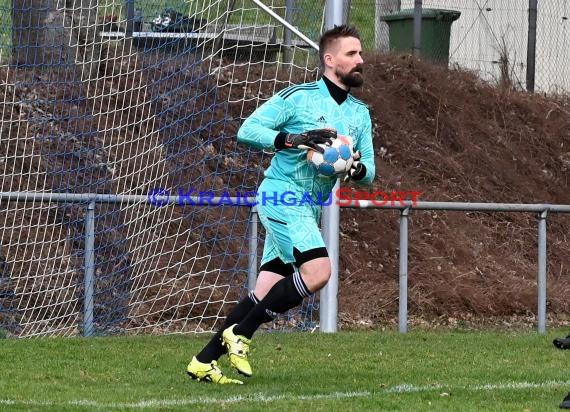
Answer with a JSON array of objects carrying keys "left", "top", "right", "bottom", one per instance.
[
  {"left": 338, "top": 53, "right": 570, "bottom": 326},
  {"left": 3, "top": 50, "right": 570, "bottom": 333}
]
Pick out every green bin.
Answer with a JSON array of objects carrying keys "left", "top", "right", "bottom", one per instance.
[{"left": 381, "top": 8, "right": 461, "bottom": 64}]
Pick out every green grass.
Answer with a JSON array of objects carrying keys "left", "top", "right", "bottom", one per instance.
[
  {"left": 1, "top": 329, "right": 569, "bottom": 411},
  {"left": 347, "top": 0, "right": 377, "bottom": 51},
  {"left": 0, "top": 0, "right": 11, "bottom": 63}
]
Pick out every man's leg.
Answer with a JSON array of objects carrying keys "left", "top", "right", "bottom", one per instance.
[
  {"left": 553, "top": 333, "right": 570, "bottom": 350},
  {"left": 194, "top": 291, "right": 259, "bottom": 364},
  {"left": 222, "top": 249, "right": 331, "bottom": 376},
  {"left": 216, "top": 260, "right": 294, "bottom": 377},
  {"left": 222, "top": 194, "right": 328, "bottom": 375},
  {"left": 187, "top": 291, "right": 258, "bottom": 384},
  {"left": 233, "top": 249, "right": 330, "bottom": 339},
  {"left": 195, "top": 262, "right": 289, "bottom": 363},
  {"left": 188, "top": 258, "right": 290, "bottom": 382}
]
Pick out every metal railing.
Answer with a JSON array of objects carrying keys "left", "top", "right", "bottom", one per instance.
[
  {"left": 1, "top": 191, "right": 569, "bottom": 336},
  {"left": 0, "top": 191, "right": 251, "bottom": 337},
  {"left": 339, "top": 199, "right": 570, "bottom": 334}
]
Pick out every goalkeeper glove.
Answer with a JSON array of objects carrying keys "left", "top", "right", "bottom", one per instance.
[
  {"left": 274, "top": 129, "right": 336, "bottom": 153},
  {"left": 344, "top": 150, "right": 367, "bottom": 181}
]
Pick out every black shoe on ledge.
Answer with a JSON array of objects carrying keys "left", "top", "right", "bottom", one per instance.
[
  {"left": 560, "top": 392, "right": 570, "bottom": 409},
  {"left": 553, "top": 335, "right": 570, "bottom": 350}
]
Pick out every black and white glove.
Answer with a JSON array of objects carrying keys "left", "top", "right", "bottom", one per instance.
[
  {"left": 274, "top": 129, "right": 337, "bottom": 153},
  {"left": 344, "top": 150, "right": 367, "bottom": 181}
]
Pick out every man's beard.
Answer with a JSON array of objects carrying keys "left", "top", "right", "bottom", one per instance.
[{"left": 338, "top": 67, "right": 364, "bottom": 88}]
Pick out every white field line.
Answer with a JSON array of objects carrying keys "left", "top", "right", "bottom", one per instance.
[{"left": 2, "top": 380, "right": 570, "bottom": 409}]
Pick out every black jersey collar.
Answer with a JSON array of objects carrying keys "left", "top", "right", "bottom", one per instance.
[{"left": 322, "top": 75, "right": 349, "bottom": 105}]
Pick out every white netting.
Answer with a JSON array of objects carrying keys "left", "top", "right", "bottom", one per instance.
[{"left": 0, "top": 0, "right": 320, "bottom": 337}]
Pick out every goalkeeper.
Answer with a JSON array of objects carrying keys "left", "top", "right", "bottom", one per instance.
[{"left": 187, "top": 24, "right": 375, "bottom": 384}]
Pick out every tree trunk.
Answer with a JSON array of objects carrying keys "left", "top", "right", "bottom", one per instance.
[
  {"left": 11, "top": 0, "right": 101, "bottom": 78},
  {"left": 11, "top": 0, "right": 47, "bottom": 66}
]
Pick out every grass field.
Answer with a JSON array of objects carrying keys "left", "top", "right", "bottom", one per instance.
[{"left": 1, "top": 329, "right": 569, "bottom": 411}]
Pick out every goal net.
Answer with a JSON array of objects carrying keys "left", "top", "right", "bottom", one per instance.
[{"left": 0, "top": 0, "right": 324, "bottom": 337}]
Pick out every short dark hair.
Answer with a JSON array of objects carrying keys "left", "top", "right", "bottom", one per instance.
[{"left": 318, "top": 24, "right": 361, "bottom": 66}]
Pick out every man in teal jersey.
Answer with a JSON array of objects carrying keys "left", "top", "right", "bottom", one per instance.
[{"left": 187, "top": 24, "right": 375, "bottom": 384}]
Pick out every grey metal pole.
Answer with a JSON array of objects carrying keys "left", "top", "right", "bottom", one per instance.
[
  {"left": 325, "top": 0, "right": 345, "bottom": 29},
  {"left": 283, "top": 0, "right": 294, "bottom": 64},
  {"left": 247, "top": 208, "right": 258, "bottom": 291},
  {"left": 398, "top": 208, "right": 409, "bottom": 333},
  {"left": 537, "top": 210, "right": 547, "bottom": 333},
  {"left": 413, "top": 0, "right": 422, "bottom": 58},
  {"left": 125, "top": 0, "right": 135, "bottom": 37},
  {"left": 413, "top": 0, "right": 422, "bottom": 57},
  {"left": 124, "top": 0, "right": 135, "bottom": 51},
  {"left": 344, "top": 0, "right": 352, "bottom": 23},
  {"left": 526, "top": 0, "right": 538, "bottom": 92},
  {"left": 252, "top": 0, "right": 319, "bottom": 49},
  {"left": 320, "top": 0, "right": 344, "bottom": 333},
  {"left": 3, "top": 192, "right": 570, "bottom": 214},
  {"left": 83, "top": 201, "right": 96, "bottom": 337},
  {"left": 321, "top": 183, "right": 340, "bottom": 333}
]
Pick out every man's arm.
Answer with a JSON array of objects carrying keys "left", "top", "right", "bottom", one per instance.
[
  {"left": 350, "top": 111, "right": 375, "bottom": 184},
  {"left": 237, "top": 94, "right": 335, "bottom": 152},
  {"left": 237, "top": 95, "right": 293, "bottom": 150}
]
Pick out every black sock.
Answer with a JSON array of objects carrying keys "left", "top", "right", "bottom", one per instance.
[
  {"left": 234, "top": 272, "right": 311, "bottom": 339},
  {"left": 196, "top": 292, "right": 258, "bottom": 363}
]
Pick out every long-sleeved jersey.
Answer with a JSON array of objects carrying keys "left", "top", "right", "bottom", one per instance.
[{"left": 237, "top": 77, "right": 375, "bottom": 201}]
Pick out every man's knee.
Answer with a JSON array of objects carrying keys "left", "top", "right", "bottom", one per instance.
[
  {"left": 297, "top": 256, "right": 331, "bottom": 292},
  {"left": 254, "top": 258, "right": 294, "bottom": 299},
  {"left": 293, "top": 247, "right": 330, "bottom": 290}
]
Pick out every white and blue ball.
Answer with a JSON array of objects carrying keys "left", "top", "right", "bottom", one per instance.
[{"left": 307, "top": 135, "right": 354, "bottom": 177}]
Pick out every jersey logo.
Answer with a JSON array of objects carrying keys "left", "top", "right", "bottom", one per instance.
[
  {"left": 317, "top": 115, "right": 327, "bottom": 125},
  {"left": 348, "top": 126, "right": 359, "bottom": 137}
]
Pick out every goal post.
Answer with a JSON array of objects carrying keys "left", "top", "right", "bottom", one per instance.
[
  {"left": 319, "top": 0, "right": 345, "bottom": 333},
  {"left": 0, "top": 0, "right": 336, "bottom": 337}
]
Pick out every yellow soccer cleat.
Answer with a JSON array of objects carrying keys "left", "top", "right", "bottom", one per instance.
[
  {"left": 187, "top": 356, "right": 243, "bottom": 384},
  {"left": 222, "top": 324, "right": 253, "bottom": 377}
]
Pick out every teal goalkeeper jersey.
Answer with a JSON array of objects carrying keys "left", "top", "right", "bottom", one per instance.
[{"left": 237, "top": 77, "right": 375, "bottom": 200}]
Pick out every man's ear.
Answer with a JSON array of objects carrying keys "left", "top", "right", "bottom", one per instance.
[{"left": 323, "top": 52, "right": 334, "bottom": 69}]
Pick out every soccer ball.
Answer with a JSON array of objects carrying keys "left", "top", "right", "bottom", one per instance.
[{"left": 307, "top": 135, "right": 354, "bottom": 177}]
